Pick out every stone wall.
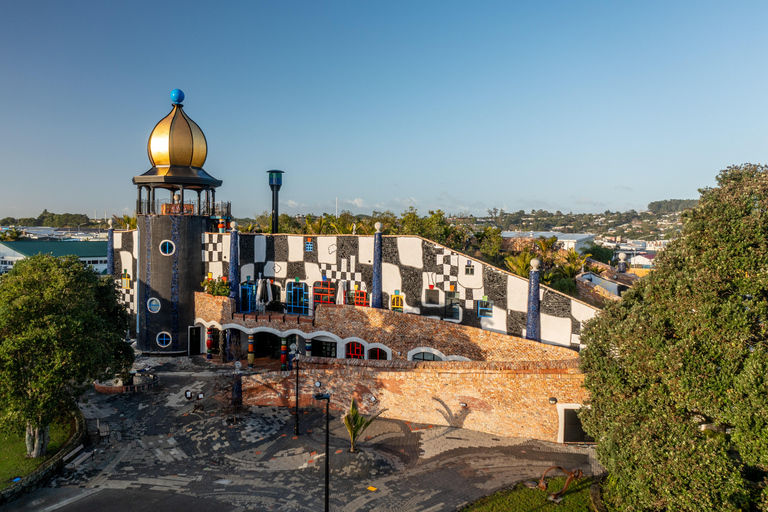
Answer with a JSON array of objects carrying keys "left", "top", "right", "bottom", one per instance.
[
  {"left": 195, "top": 293, "right": 580, "bottom": 363},
  {"left": 242, "top": 356, "right": 587, "bottom": 442}
]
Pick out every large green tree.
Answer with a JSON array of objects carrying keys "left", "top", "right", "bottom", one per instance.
[
  {"left": 0, "top": 254, "right": 133, "bottom": 457},
  {"left": 579, "top": 164, "right": 768, "bottom": 510}
]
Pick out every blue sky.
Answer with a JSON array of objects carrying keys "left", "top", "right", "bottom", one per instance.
[{"left": 2, "top": 1, "right": 768, "bottom": 219}]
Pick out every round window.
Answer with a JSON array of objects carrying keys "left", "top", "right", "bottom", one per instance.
[
  {"left": 156, "top": 332, "right": 172, "bottom": 348},
  {"left": 159, "top": 240, "right": 175, "bottom": 256},
  {"left": 147, "top": 297, "right": 161, "bottom": 313}
]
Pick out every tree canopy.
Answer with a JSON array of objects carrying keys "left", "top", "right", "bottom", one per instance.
[
  {"left": 0, "top": 254, "right": 133, "bottom": 457},
  {"left": 647, "top": 198, "right": 699, "bottom": 214},
  {"left": 579, "top": 164, "right": 768, "bottom": 510}
]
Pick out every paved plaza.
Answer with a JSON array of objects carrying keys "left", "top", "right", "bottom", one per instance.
[{"left": 3, "top": 356, "right": 600, "bottom": 512}]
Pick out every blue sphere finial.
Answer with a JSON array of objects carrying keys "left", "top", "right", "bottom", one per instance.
[{"left": 170, "top": 89, "right": 185, "bottom": 104}]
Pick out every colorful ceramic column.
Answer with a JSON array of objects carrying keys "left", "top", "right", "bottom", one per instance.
[
  {"left": 371, "top": 221, "right": 383, "bottom": 308},
  {"left": 525, "top": 258, "right": 541, "bottom": 342},
  {"left": 228, "top": 222, "right": 240, "bottom": 312},
  {"left": 206, "top": 327, "right": 213, "bottom": 359},
  {"left": 618, "top": 252, "right": 627, "bottom": 273},
  {"left": 280, "top": 337, "right": 288, "bottom": 370},
  {"left": 305, "top": 337, "right": 312, "bottom": 357},
  {"left": 247, "top": 333, "right": 255, "bottom": 367},
  {"left": 107, "top": 219, "right": 114, "bottom": 277}
]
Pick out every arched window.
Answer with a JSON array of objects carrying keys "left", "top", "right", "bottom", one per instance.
[
  {"left": 391, "top": 290, "right": 403, "bottom": 312},
  {"left": 345, "top": 342, "right": 364, "bottom": 359},
  {"left": 412, "top": 352, "right": 443, "bottom": 361},
  {"left": 286, "top": 281, "right": 309, "bottom": 315},
  {"left": 368, "top": 348, "right": 388, "bottom": 360}
]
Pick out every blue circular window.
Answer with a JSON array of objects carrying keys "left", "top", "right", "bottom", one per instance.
[
  {"left": 159, "top": 240, "right": 175, "bottom": 256},
  {"left": 147, "top": 297, "right": 161, "bottom": 313},
  {"left": 156, "top": 332, "right": 172, "bottom": 348}
]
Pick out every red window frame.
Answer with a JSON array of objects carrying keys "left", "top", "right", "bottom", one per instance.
[
  {"left": 346, "top": 341, "right": 364, "bottom": 359},
  {"left": 313, "top": 281, "right": 337, "bottom": 306},
  {"left": 346, "top": 290, "right": 368, "bottom": 307}
]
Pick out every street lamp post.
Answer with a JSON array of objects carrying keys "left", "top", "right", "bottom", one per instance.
[
  {"left": 294, "top": 354, "right": 300, "bottom": 435},
  {"left": 314, "top": 392, "right": 331, "bottom": 512},
  {"left": 267, "top": 170, "right": 284, "bottom": 234}
]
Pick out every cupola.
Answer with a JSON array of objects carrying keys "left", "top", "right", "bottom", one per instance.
[{"left": 133, "top": 90, "right": 225, "bottom": 216}]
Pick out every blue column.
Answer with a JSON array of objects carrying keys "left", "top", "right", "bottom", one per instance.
[
  {"left": 617, "top": 252, "right": 627, "bottom": 273},
  {"left": 229, "top": 222, "right": 240, "bottom": 312},
  {"left": 371, "top": 222, "right": 383, "bottom": 308},
  {"left": 107, "top": 220, "right": 115, "bottom": 277},
  {"left": 525, "top": 258, "right": 541, "bottom": 342}
]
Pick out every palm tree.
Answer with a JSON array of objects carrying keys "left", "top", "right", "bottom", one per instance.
[
  {"left": 505, "top": 250, "right": 536, "bottom": 278},
  {"left": 342, "top": 399, "right": 383, "bottom": 453},
  {"left": 553, "top": 263, "right": 582, "bottom": 280},
  {"left": 111, "top": 214, "right": 137, "bottom": 230},
  {"left": 562, "top": 248, "right": 590, "bottom": 269},
  {"left": 239, "top": 223, "right": 261, "bottom": 233},
  {"left": 534, "top": 236, "right": 560, "bottom": 264},
  {"left": 303, "top": 214, "right": 326, "bottom": 235}
]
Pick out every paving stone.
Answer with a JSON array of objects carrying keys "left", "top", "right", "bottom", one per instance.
[{"left": 44, "top": 355, "right": 602, "bottom": 511}]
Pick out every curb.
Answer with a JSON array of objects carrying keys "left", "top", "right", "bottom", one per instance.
[
  {"left": 94, "top": 374, "right": 159, "bottom": 394},
  {"left": 0, "top": 407, "right": 87, "bottom": 507}
]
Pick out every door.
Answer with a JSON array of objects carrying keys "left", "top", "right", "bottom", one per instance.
[{"left": 188, "top": 326, "right": 202, "bottom": 356}]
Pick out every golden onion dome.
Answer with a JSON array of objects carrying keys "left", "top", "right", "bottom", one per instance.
[{"left": 147, "top": 89, "right": 207, "bottom": 168}]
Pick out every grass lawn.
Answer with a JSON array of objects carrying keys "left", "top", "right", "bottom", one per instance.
[
  {"left": 461, "top": 476, "right": 594, "bottom": 512},
  {"left": 0, "top": 419, "right": 73, "bottom": 490}
]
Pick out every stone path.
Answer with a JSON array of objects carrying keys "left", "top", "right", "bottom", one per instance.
[{"left": 3, "top": 356, "right": 600, "bottom": 512}]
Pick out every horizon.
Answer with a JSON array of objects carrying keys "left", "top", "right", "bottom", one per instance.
[{"left": 2, "top": 1, "right": 765, "bottom": 218}]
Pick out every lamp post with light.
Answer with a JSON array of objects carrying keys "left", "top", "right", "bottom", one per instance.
[
  {"left": 314, "top": 389, "right": 331, "bottom": 512},
  {"left": 293, "top": 343, "right": 300, "bottom": 436}
]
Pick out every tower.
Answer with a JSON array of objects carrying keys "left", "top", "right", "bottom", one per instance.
[{"left": 132, "top": 89, "right": 226, "bottom": 354}]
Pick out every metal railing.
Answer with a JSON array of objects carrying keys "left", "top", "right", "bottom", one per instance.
[{"left": 138, "top": 200, "right": 231, "bottom": 217}]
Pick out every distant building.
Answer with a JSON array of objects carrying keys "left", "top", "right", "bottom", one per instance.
[
  {"left": 646, "top": 239, "right": 671, "bottom": 251},
  {"left": 630, "top": 253, "right": 656, "bottom": 268},
  {"left": 0, "top": 240, "right": 109, "bottom": 274},
  {"left": 501, "top": 231, "right": 595, "bottom": 253}
]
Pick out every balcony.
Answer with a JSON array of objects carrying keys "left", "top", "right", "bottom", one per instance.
[{"left": 138, "top": 200, "right": 231, "bottom": 217}]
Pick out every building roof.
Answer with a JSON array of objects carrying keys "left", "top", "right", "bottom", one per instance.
[
  {"left": 501, "top": 231, "right": 595, "bottom": 241},
  {"left": 0, "top": 240, "right": 108, "bottom": 258}
]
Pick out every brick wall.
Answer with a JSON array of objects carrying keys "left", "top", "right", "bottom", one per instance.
[
  {"left": 195, "top": 292, "right": 579, "bottom": 363},
  {"left": 585, "top": 258, "right": 638, "bottom": 286},
  {"left": 242, "top": 356, "right": 587, "bottom": 442},
  {"left": 576, "top": 278, "right": 620, "bottom": 308}
]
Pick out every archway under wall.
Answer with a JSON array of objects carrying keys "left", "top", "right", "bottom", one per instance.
[{"left": 193, "top": 320, "right": 397, "bottom": 361}]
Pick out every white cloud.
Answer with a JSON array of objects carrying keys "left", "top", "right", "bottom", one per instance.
[
  {"left": 344, "top": 198, "right": 366, "bottom": 208},
  {"left": 284, "top": 199, "right": 299, "bottom": 208}
]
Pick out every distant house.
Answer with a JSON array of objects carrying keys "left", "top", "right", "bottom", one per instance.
[
  {"left": 0, "top": 240, "right": 109, "bottom": 274},
  {"left": 501, "top": 231, "right": 595, "bottom": 253},
  {"left": 630, "top": 253, "right": 656, "bottom": 268}
]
